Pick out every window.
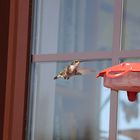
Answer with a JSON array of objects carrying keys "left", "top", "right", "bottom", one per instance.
[{"left": 27, "top": 0, "right": 140, "bottom": 140}]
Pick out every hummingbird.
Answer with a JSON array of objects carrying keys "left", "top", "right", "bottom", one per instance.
[{"left": 54, "top": 60, "right": 95, "bottom": 80}]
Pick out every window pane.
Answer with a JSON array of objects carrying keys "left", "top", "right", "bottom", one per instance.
[
  {"left": 28, "top": 60, "right": 111, "bottom": 140},
  {"left": 117, "top": 93, "right": 140, "bottom": 140},
  {"left": 121, "top": 0, "right": 140, "bottom": 50},
  {"left": 118, "top": 58, "right": 140, "bottom": 140},
  {"left": 33, "top": 0, "right": 114, "bottom": 54}
]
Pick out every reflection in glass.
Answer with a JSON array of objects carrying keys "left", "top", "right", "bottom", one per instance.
[
  {"left": 33, "top": 0, "right": 114, "bottom": 54},
  {"left": 28, "top": 60, "right": 111, "bottom": 140},
  {"left": 121, "top": 0, "right": 140, "bottom": 50}
]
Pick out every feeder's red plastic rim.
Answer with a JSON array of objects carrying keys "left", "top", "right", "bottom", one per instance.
[{"left": 96, "top": 62, "right": 140, "bottom": 78}]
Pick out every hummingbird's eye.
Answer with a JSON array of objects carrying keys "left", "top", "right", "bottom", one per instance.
[{"left": 71, "top": 60, "right": 79, "bottom": 65}]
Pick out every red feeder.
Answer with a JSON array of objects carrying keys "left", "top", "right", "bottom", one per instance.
[{"left": 96, "top": 62, "right": 140, "bottom": 102}]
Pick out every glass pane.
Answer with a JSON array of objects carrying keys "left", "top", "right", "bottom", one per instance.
[
  {"left": 33, "top": 0, "right": 114, "bottom": 54},
  {"left": 27, "top": 60, "right": 111, "bottom": 140},
  {"left": 118, "top": 58, "right": 140, "bottom": 140},
  {"left": 117, "top": 93, "right": 140, "bottom": 140},
  {"left": 121, "top": 0, "right": 140, "bottom": 50}
]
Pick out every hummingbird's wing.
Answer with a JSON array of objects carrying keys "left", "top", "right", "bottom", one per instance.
[{"left": 76, "top": 68, "right": 96, "bottom": 75}]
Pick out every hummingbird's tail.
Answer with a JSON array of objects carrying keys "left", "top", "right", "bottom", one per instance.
[{"left": 54, "top": 76, "right": 58, "bottom": 80}]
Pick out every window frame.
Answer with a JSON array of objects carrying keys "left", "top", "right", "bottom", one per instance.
[
  {"left": 0, "top": 0, "right": 10, "bottom": 139},
  {"left": 1, "top": 0, "right": 32, "bottom": 140}
]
